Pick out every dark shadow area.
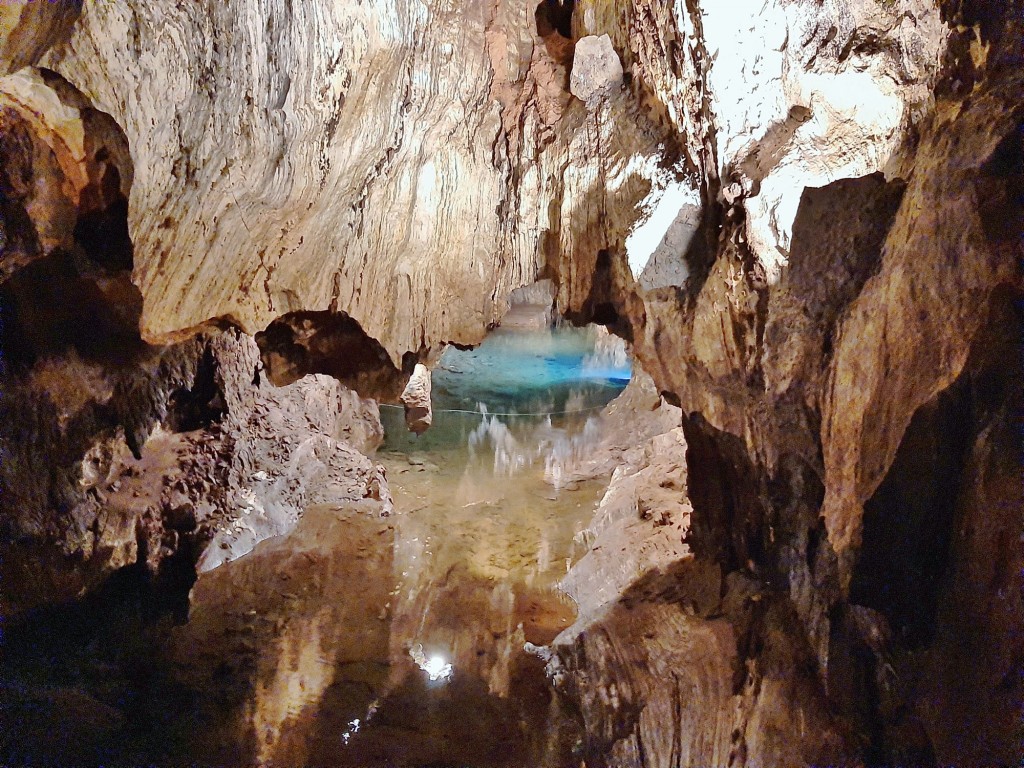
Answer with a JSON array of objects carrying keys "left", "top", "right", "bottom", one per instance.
[
  {"left": 976, "top": 117, "right": 1024, "bottom": 244},
  {"left": 849, "top": 378, "right": 972, "bottom": 648},
  {"left": 681, "top": 412, "right": 767, "bottom": 574},
  {"left": 35, "top": 67, "right": 136, "bottom": 274},
  {"left": 912, "top": 287, "right": 1024, "bottom": 765},
  {"left": 73, "top": 157, "right": 133, "bottom": 272},
  {"left": 0, "top": 106, "right": 44, "bottom": 282},
  {"left": 536, "top": 0, "right": 575, "bottom": 39},
  {"left": 786, "top": 173, "right": 906, "bottom": 333},
  {"left": 831, "top": 290, "right": 1023, "bottom": 768},
  {"left": 0, "top": 504, "right": 585, "bottom": 767},
  {"left": 0, "top": 68, "right": 139, "bottom": 372},
  {"left": 255, "top": 310, "right": 414, "bottom": 399},
  {"left": 164, "top": 346, "right": 226, "bottom": 432},
  {"left": 0, "top": 562, "right": 197, "bottom": 768},
  {"left": 534, "top": 0, "right": 576, "bottom": 73},
  {"left": 562, "top": 249, "right": 635, "bottom": 343},
  {"left": 618, "top": 556, "right": 722, "bottom": 615},
  {"left": 677, "top": 211, "right": 719, "bottom": 298},
  {"left": 825, "top": 600, "right": 939, "bottom": 768},
  {"left": 0, "top": 251, "right": 144, "bottom": 370}
]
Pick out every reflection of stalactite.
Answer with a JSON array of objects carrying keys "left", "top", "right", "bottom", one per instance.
[
  {"left": 466, "top": 404, "right": 605, "bottom": 488},
  {"left": 581, "top": 327, "right": 630, "bottom": 373}
]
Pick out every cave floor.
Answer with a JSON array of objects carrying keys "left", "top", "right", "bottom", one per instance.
[
  {"left": 3, "top": 324, "right": 632, "bottom": 767},
  {"left": 2, "top": 449, "right": 607, "bottom": 767}
]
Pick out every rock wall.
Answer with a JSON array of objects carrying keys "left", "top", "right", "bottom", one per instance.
[
  {"left": 38, "top": 0, "right": 531, "bottom": 359},
  {"left": 0, "top": 325, "right": 388, "bottom": 615},
  {"left": 0, "top": 0, "right": 1020, "bottom": 765},
  {"left": 550, "top": 2, "right": 1022, "bottom": 762}
]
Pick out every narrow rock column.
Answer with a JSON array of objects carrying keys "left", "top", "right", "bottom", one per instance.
[{"left": 400, "top": 363, "right": 432, "bottom": 435}]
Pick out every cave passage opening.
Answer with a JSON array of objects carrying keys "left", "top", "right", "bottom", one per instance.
[
  {"left": 536, "top": 0, "right": 576, "bottom": 40},
  {"left": 350, "top": 298, "right": 634, "bottom": 764},
  {"left": 159, "top": 293, "right": 638, "bottom": 766}
]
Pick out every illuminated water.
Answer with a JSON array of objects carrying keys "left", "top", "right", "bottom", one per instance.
[
  {"left": 308, "top": 324, "right": 630, "bottom": 764},
  {"left": 174, "top": 324, "right": 632, "bottom": 765},
  {"left": 1, "top": 324, "right": 632, "bottom": 767},
  {"left": 381, "top": 323, "right": 631, "bottom": 468}
]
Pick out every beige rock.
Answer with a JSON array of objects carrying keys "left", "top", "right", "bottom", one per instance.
[
  {"left": 42, "top": 0, "right": 533, "bottom": 360},
  {"left": 0, "top": 0, "right": 80, "bottom": 75},
  {"left": 0, "top": 328, "right": 387, "bottom": 611},
  {"left": 501, "top": 279, "right": 554, "bottom": 329},
  {"left": 820, "top": 85, "right": 1023, "bottom": 571},
  {"left": 569, "top": 34, "right": 623, "bottom": 107},
  {"left": 399, "top": 363, "right": 432, "bottom": 435}
]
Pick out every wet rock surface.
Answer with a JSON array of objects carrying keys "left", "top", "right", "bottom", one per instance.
[
  {"left": 1, "top": 387, "right": 633, "bottom": 766},
  {"left": 0, "top": 327, "right": 387, "bottom": 614},
  {"left": 0, "top": 0, "right": 1020, "bottom": 765},
  {"left": 400, "top": 363, "right": 433, "bottom": 435}
]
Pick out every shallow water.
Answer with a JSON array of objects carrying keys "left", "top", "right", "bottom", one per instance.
[
  {"left": 381, "top": 324, "right": 630, "bottom": 481},
  {"left": 318, "top": 324, "right": 632, "bottom": 765},
  {"left": 136, "top": 324, "right": 633, "bottom": 766},
  {"left": 1, "top": 325, "right": 630, "bottom": 767}
]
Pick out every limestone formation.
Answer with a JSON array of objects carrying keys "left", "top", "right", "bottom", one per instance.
[
  {"left": 40, "top": 0, "right": 533, "bottom": 360},
  {"left": 0, "top": 0, "right": 81, "bottom": 76},
  {"left": 0, "top": 0, "right": 1020, "bottom": 764},
  {"left": 0, "top": 67, "right": 132, "bottom": 281},
  {"left": 569, "top": 34, "right": 624, "bottom": 107},
  {"left": 0, "top": 328, "right": 386, "bottom": 612},
  {"left": 400, "top": 362, "right": 433, "bottom": 435}
]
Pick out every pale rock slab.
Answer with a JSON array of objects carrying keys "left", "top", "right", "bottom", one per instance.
[
  {"left": 399, "top": 362, "right": 432, "bottom": 435},
  {"left": 569, "top": 34, "right": 624, "bottom": 107},
  {"left": 625, "top": 172, "right": 701, "bottom": 291}
]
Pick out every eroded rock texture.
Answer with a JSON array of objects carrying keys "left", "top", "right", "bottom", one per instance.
[
  {"left": 0, "top": 0, "right": 1020, "bottom": 765},
  {"left": 0, "top": 325, "right": 387, "bottom": 614},
  {"left": 40, "top": 0, "right": 531, "bottom": 359}
]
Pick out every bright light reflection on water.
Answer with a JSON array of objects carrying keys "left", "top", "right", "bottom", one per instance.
[{"left": 136, "top": 324, "right": 634, "bottom": 767}]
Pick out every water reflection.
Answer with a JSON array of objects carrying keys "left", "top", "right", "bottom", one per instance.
[
  {"left": 168, "top": 324, "right": 629, "bottom": 766},
  {"left": 386, "top": 324, "right": 629, "bottom": 484}
]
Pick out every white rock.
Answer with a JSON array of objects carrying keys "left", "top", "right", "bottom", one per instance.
[
  {"left": 569, "top": 35, "right": 623, "bottom": 108},
  {"left": 400, "top": 363, "right": 432, "bottom": 435},
  {"left": 626, "top": 175, "right": 701, "bottom": 291}
]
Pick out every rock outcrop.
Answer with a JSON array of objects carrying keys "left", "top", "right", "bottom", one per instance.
[
  {"left": 0, "top": 66, "right": 132, "bottom": 281},
  {"left": 569, "top": 34, "right": 624, "bottom": 108},
  {"left": 399, "top": 362, "right": 433, "bottom": 435},
  {"left": 0, "top": 0, "right": 1020, "bottom": 765},
  {"left": 0, "top": 326, "right": 388, "bottom": 614},
  {"left": 38, "top": 0, "right": 536, "bottom": 360}
]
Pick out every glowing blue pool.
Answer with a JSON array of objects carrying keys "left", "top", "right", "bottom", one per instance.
[{"left": 380, "top": 325, "right": 631, "bottom": 453}]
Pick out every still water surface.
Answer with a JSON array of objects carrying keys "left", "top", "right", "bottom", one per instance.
[
  {"left": 3, "top": 324, "right": 631, "bottom": 767},
  {"left": 212, "top": 324, "right": 631, "bottom": 765}
]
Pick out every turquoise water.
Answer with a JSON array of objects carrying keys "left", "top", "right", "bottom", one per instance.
[{"left": 381, "top": 325, "right": 631, "bottom": 454}]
